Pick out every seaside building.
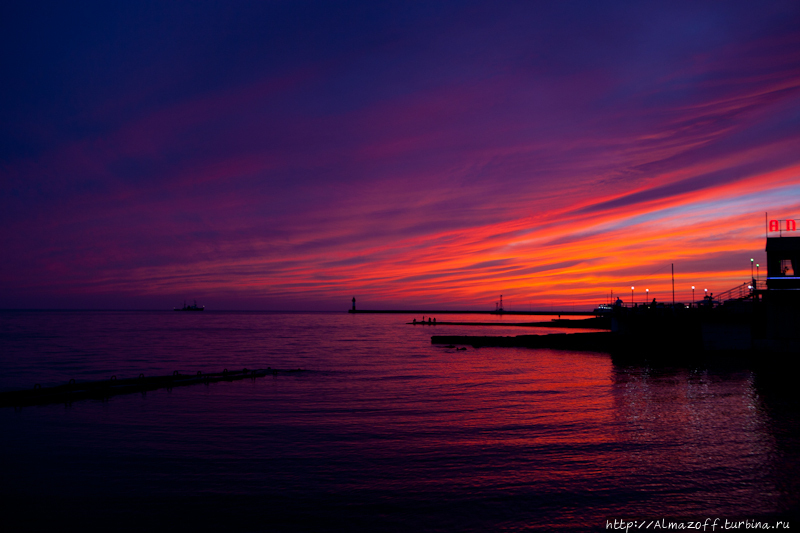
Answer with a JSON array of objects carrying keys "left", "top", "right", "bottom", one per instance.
[
  {"left": 761, "top": 218, "right": 800, "bottom": 351},
  {"left": 611, "top": 216, "right": 800, "bottom": 354}
]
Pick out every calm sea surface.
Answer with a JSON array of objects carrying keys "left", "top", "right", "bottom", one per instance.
[{"left": 1, "top": 311, "right": 798, "bottom": 531}]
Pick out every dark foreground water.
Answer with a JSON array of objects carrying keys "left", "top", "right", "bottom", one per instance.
[{"left": 1, "top": 311, "right": 798, "bottom": 532}]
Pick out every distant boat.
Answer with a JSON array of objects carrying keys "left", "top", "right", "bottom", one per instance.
[
  {"left": 593, "top": 303, "right": 613, "bottom": 314},
  {"left": 175, "top": 300, "right": 204, "bottom": 311}
]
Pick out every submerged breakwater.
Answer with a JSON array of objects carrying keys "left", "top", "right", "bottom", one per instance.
[{"left": 0, "top": 367, "right": 304, "bottom": 408}]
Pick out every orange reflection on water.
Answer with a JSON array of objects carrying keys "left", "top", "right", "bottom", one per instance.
[{"left": 412, "top": 347, "right": 621, "bottom": 491}]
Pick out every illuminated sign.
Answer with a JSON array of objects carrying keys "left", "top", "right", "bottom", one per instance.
[{"left": 769, "top": 219, "right": 797, "bottom": 233}]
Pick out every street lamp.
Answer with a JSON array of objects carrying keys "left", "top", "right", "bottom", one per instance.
[
  {"left": 692, "top": 286, "right": 695, "bottom": 308},
  {"left": 756, "top": 263, "right": 760, "bottom": 281},
  {"left": 704, "top": 288, "right": 708, "bottom": 306},
  {"left": 751, "top": 258, "right": 754, "bottom": 280},
  {"left": 631, "top": 286, "right": 634, "bottom": 307},
  {"left": 645, "top": 288, "right": 649, "bottom": 304}
]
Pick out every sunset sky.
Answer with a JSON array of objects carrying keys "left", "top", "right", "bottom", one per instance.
[{"left": 2, "top": 1, "right": 800, "bottom": 310}]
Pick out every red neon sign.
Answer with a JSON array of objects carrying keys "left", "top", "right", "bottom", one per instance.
[{"left": 769, "top": 219, "right": 798, "bottom": 232}]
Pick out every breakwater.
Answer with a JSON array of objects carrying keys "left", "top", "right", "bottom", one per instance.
[
  {"left": 349, "top": 309, "right": 593, "bottom": 315},
  {"left": 0, "top": 367, "right": 304, "bottom": 408},
  {"left": 432, "top": 332, "right": 616, "bottom": 351},
  {"left": 415, "top": 316, "right": 610, "bottom": 328}
]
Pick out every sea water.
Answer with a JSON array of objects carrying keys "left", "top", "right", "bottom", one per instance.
[{"left": 1, "top": 311, "right": 797, "bottom": 531}]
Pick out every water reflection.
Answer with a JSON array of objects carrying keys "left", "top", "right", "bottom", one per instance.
[
  {"left": 610, "top": 363, "right": 785, "bottom": 517},
  {"left": 0, "top": 311, "right": 797, "bottom": 531}
]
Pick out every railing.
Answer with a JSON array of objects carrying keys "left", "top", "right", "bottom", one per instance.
[{"left": 715, "top": 279, "right": 765, "bottom": 302}]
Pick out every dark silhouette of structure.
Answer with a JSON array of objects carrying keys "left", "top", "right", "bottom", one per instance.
[
  {"left": 609, "top": 222, "right": 800, "bottom": 353},
  {"left": 175, "top": 299, "right": 204, "bottom": 311}
]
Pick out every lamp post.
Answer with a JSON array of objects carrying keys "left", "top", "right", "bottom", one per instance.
[
  {"left": 692, "top": 286, "right": 695, "bottom": 308},
  {"left": 631, "top": 286, "right": 634, "bottom": 307},
  {"left": 645, "top": 288, "right": 649, "bottom": 305},
  {"left": 751, "top": 258, "right": 754, "bottom": 281},
  {"left": 704, "top": 288, "right": 708, "bottom": 306},
  {"left": 756, "top": 263, "right": 760, "bottom": 282}
]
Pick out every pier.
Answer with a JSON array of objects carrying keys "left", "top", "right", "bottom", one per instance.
[
  {"left": 348, "top": 309, "right": 593, "bottom": 315},
  {"left": 432, "top": 332, "right": 616, "bottom": 351},
  {"left": 411, "top": 316, "right": 610, "bottom": 328}
]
